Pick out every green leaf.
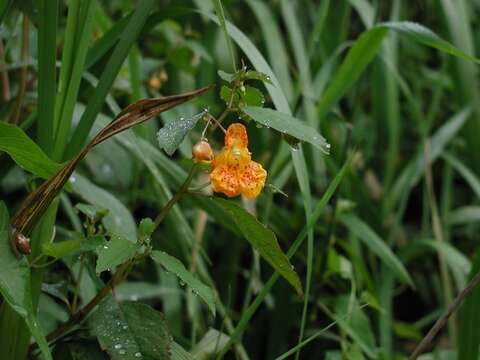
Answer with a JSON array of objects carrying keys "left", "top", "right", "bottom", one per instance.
[
  {"left": 244, "top": 70, "right": 272, "bottom": 84},
  {"left": 150, "top": 250, "right": 216, "bottom": 315},
  {"left": 157, "top": 112, "right": 204, "bottom": 156},
  {"left": 138, "top": 218, "right": 155, "bottom": 242},
  {"left": 339, "top": 214, "right": 413, "bottom": 286},
  {"left": 449, "top": 206, "right": 480, "bottom": 225},
  {"left": 241, "top": 86, "right": 264, "bottom": 107},
  {"left": 217, "top": 69, "right": 235, "bottom": 82},
  {"left": 75, "top": 203, "right": 109, "bottom": 221},
  {"left": 213, "top": 198, "right": 303, "bottom": 295},
  {"left": 0, "top": 202, "right": 52, "bottom": 360},
  {"left": 67, "top": 0, "right": 156, "bottom": 157},
  {"left": 0, "top": 122, "right": 62, "bottom": 179},
  {"left": 71, "top": 173, "right": 137, "bottom": 242},
  {"left": 96, "top": 235, "right": 139, "bottom": 273},
  {"left": 43, "top": 239, "right": 81, "bottom": 258},
  {"left": 243, "top": 106, "right": 330, "bottom": 153},
  {"left": 90, "top": 299, "right": 171, "bottom": 359},
  {"left": 393, "top": 321, "right": 422, "bottom": 341},
  {"left": 379, "top": 21, "right": 480, "bottom": 65},
  {"left": 317, "top": 27, "right": 388, "bottom": 120},
  {"left": 42, "top": 235, "right": 104, "bottom": 258}
]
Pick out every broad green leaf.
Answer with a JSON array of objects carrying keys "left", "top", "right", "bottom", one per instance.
[
  {"left": 96, "top": 235, "right": 139, "bottom": 273},
  {"left": 157, "top": 112, "right": 204, "bottom": 156},
  {"left": 71, "top": 173, "right": 137, "bottom": 242},
  {"left": 241, "top": 86, "right": 265, "bottom": 107},
  {"left": 90, "top": 299, "right": 171, "bottom": 359},
  {"left": 458, "top": 249, "right": 480, "bottom": 360},
  {"left": 243, "top": 106, "right": 330, "bottom": 153},
  {"left": 217, "top": 69, "right": 235, "bottom": 82},
  {"left": 219, "top": 85, "right": 238, "bottom": 105},
  {"left": 171, "top": 342, "right": 194, "bottom": 360},
  {"left": 339, "top": 214, "right": 413, "bottom": 286},
  {"left": 151, "top": 250, "right": 216, "bottom": 315},
  {"left": 0, "top": 122, "right": 62, "bottom": 179},
  {"left": 393, "top": 321, "right": 422, "bottom": 341},
  {"left": 214, "top": 198, "right": 303, "bottom": 295},
  {"left": 0, "top": 202, "right": 52, "bottom": 360}
]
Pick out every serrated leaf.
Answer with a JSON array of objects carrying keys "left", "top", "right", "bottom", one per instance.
[
  {"left": 244, "top": 70, "right": 272, "bottom": 84},
  {"left": 90, "top": 299, "right": 171, "bottom": 359},
  {"left": 219, "top": 85, "right": 239, "bottom": 105},
  {"left": 213, "top": 198, "right": 303, "bottom": 295},
  {"left": 150, "top": 250, "right": 216, "bottom": 315},
  {"left": 96, "top": 235, "right": 139, "bottom": 273},
  {"left": 157, "top": 112, "right": 203, "bottom": 156},
  {"left": 0, "top": 202, "right": 52, "bottom": 360},
  {"left": 243, "top": 106, "right": 330, "bottom": 154},
  {"left": 241, "top": 86, "right": 264, "bottom": 107}
]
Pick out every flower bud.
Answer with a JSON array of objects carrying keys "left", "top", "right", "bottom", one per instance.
[
  {"left": 192, "top": 141, "right": 213, "bottom": 162},
  {"left": 15, "top": 233, "right": 31, "bottom": 255}
]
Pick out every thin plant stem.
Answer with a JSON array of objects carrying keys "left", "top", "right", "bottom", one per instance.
[
  {"left": 154, "top": 164, "right": 198, "bottom": 229},
  {"left": 0, "top": 36, "right": 10, "bottom": 102},
  {"left": 424, "top": 140, "right": 456, "bottom": 345}
]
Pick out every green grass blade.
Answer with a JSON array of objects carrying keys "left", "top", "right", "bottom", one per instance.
[
  {"left": 52, "top": 0, "right": 96, "bottom": 160},
  {"left": 212, "top": 0, "right": 236, "bottom": 71},
  {"left": 66, "top": 0, "right": 156, "bottom": 158},
  {"left": 36, "top": 0, "right": 58, "bottom": 155},
  {"left": 339, "top": 214, "right": 413, "bottom": 286},
  {"left": 217, "top": 157, "right": 351, "bottom": 359},
  {"left": 458, "top": 249, "right": 480, "bottom": 360}
]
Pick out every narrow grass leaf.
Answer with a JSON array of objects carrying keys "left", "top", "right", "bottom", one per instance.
[
  {"left": 458, "top": 249, "right": 480, "bottom": 360},
  {"left": 449, "top": 206, "right": 480, "bottom": 225},
  {"left": 212, "top": 0, "right": 236, "bottom": 71},
  {"left": 67, "top": 0, "right": 156, "bottom": 157},
  {"left": 339, "top": 214, "right": 413, "bottom": 286}
]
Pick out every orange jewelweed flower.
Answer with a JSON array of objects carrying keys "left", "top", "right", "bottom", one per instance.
[{"left": 210, "top": 123, "right": 267, "bottom": 198}]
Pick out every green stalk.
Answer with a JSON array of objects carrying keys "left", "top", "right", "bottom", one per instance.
[{"left": 36, "top": 0, "right": 58, "bottom": 155}]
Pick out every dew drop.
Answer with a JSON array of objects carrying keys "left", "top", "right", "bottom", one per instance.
[
  {"left": 114, "top": 344, "right": 122, "bottom": 349},
  {"left": 123, "top": 325, "right": 128, "bottom": 330},
  {"left": 69, "top": 175, "right": 76, "bottom": 183},
  {"left": 135, "top": 352, "right": 143, "bottom": 358},
  {"left": 119, "top": 349, "right": 126, "bottom": 355},
  {"left": 326, "top": 143, "right": 331, "bottom": 149}
]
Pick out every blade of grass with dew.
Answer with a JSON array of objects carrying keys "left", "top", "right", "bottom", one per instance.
[
  {"left": 66, "top": 0, "right": 156, "bottom": 158},
  {"left": 217, "top": 157, "right": 351, "bottom": 359}
]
